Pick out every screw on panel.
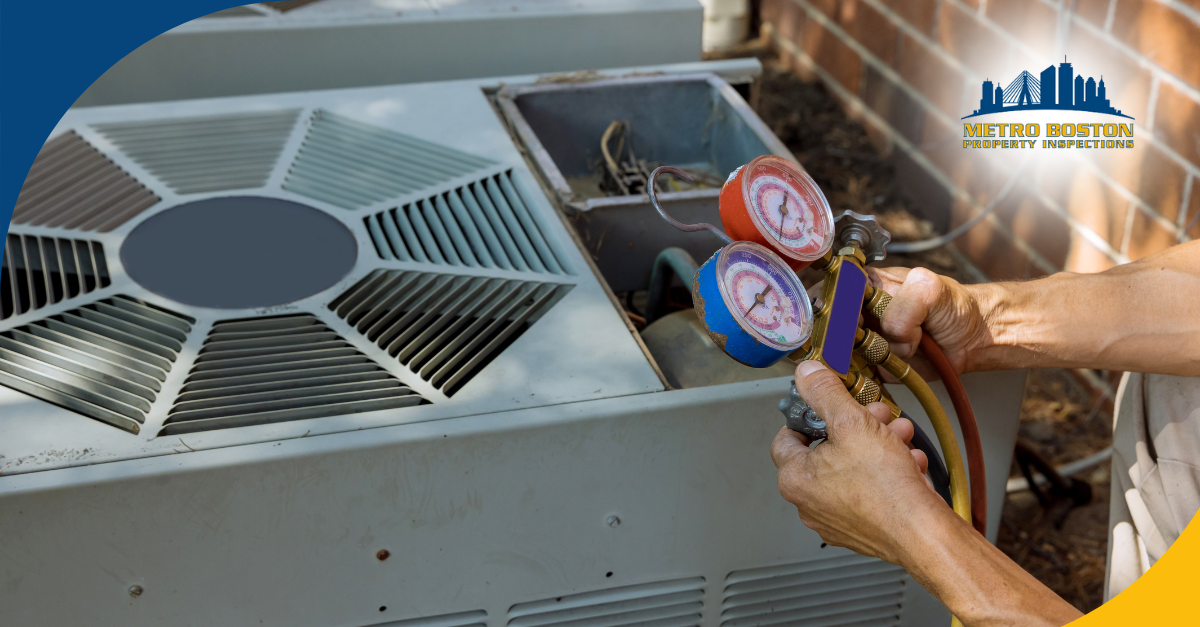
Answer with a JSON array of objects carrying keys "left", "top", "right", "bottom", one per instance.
[
  {"left": 376, "top": 549, "right": 390, "bottom": 561},
  {"left": 606, "top": 516, "right": 621, "bottom": 527},
  {"left": 129, "top": 585, "right": 143, "bottom": 598}
]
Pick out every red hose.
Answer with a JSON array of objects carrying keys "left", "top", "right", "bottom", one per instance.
[{"left": 919, "top": 332, "right": 987, "bottom": 536}]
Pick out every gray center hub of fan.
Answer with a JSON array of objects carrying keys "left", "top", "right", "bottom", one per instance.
[{"left": 121, "top": 196, "right": 357, "bottom": 309}]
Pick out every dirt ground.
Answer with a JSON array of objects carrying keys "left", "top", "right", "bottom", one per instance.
[{"left": 749, "top": 57, "right": 1115, "bottom": 613}]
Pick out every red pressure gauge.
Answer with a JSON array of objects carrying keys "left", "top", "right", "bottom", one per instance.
[{"left": 719, "top": 155, "right": 836, "bottom": 270}]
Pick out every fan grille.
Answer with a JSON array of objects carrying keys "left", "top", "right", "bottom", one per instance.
[
  {"left": 284, "top": 110, "right": 495, "bottom": 210},
  {"left": 365, "top": 170, "right": 565, "bottom": 274},
  {"left": 162, "top": 314, "right": 426, "bottom": 435},
  {"left": 2, "top": 234, "right": 111, "bottom": 321},
  {"left": 331, "top": 269, "right": 569, "bottom": 396},
  {"left": 94, "top": 110, "right": 300, "bottom": 194},
  {"left": 0, "top": 296, "right": 193, "bottom": 434},
  {"left": 13, "top": 131, "right": 160, "bottom": 232}
]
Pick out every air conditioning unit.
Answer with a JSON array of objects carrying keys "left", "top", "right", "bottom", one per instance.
[
  {"left": 1, "top": 63, "right": 1021, "bottom": 627},
  {"left": 75, "top": 0, "right": 704, "bottom": 107}
]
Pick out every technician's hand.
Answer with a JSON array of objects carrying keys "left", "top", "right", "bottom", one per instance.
[
  {"left": 771, "top": 360, "right": 941, "bottom": 566},
  {"left": 866, "top": 267, "right": 991, "bottom": 375}
]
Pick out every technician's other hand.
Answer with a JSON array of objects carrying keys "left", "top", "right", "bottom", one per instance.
[
  {"left": 866, "top": 267, "right": 990, "bottom": 375},
  {"left": 771, "top": 360, "right": 941, "bottom": 565}
]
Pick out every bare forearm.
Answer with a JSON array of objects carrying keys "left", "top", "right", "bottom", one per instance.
[
  {"left": 966, "top": 241, "right": 1200, "bottom": 375},
  {"left": 899, "top": 507, "right": 1081, "bottom": 626}
]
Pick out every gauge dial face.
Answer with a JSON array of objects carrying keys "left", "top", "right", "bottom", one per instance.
[
  {"left": 742, "top": 156, "right": 834, "bottom": 261},
  {"left": 716, "top": 242, "right": 813, "bottom": 350}
]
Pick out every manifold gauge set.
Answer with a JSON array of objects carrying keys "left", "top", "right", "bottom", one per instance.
[{"left": 650, "top": 156, "right": 987, "bottom": 586}]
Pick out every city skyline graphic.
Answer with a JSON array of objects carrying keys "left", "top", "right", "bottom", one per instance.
[{"left": 963, "top": 57, "right": 1133, "bottom": 119}]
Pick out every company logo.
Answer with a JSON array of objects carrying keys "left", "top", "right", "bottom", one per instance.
[{"left": 962, "top": 57, "right": 1134, "bottom": 151}]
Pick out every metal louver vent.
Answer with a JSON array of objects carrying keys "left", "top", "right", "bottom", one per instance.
[
  {"left": 365, "top": 170, "right": 566, "bottom": 274},
  {"left": 507, "top": 577, "right": 705, "bottom": 627},
  {"left": 721, "top": 555, "right": 906, "bottom": 627},
  {"left": 12, "top": 131, "right": 160, "bottom": 232},
  {"left": 3, "top": 234, "right": 110, "bottom": 321},
  {"left": 331, "top": 270, "right": 570, "bottom": 396},
  {"left": 94, "top": 110, "right": 300, "bottom": 194},
  {"left": 364, "top": 609, "right": 488, "bottom": 627},
  {"left": 284, "top": 110, "right": 496, "bottom": 210},
  {"left": 162, "top": 314, "right": 426, "bottom": 435},
  {"left": 0, "top": 296, "right": 193, "bottom": 434}
]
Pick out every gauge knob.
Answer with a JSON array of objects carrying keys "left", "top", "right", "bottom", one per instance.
[{"left": 835, "top": 210, "right": 891, "bottom": 263}]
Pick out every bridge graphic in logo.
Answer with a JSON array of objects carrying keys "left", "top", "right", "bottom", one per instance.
[{"left": 963, "top": 57, "right": 1132, "bottom": 119}]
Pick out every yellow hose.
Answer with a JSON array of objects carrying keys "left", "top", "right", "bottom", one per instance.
[{"left": 880, "top": 354, "right": 970, "bottom": 627}]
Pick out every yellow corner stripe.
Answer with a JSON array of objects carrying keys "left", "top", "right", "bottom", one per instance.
[{"left": 1072, "top": 510, "right": 1200, "bottom": 623}]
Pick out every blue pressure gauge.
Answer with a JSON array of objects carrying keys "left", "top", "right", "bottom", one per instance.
[{"left": 692, "top": 241, "right": 814, "bottom": 368}]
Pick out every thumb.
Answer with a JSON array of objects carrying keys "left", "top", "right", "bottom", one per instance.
[{"left": 794, "top": 360, "right": 873, "bottom": 439}]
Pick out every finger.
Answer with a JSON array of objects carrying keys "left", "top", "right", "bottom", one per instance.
[
  {"left": 866, "top": 266, "right": 910, "bottom": 293},
  {"left": 793, "top": 361, "right": 872, "bottom": 438},
  {"left": 911, "top": 448, "right": 929, "bottom": 475},
  {"left": 879, "top": 268, "right": 944, "bottom": 353},
  {"left": 866, "top": 401, "right": 892, "bottom": 425},
  {"left": 886, "top": 416, "right": 915, "bottom": 445},
  {"left": 771, "top": 427, "right": 810, "bottom": 469}
]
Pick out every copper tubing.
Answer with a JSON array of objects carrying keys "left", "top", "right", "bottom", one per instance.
[
  {"left": 920, "top": 333, "right": 988, "bottom": 536},
  {"left": 881, "top": 354, "right": 973, "bottom": 528}
]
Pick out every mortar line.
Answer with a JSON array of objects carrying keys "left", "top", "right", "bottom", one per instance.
[{"left": 785, "top": 0, "right": 960, "bottom": 131}]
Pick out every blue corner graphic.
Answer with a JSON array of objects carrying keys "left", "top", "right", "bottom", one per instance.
[{"left": 963, "top": 57, "right": 1133, "bottom": 119}]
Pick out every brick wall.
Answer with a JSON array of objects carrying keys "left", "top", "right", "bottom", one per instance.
[{"left": 761, "top": 0, "right": 1200, "bottom": 280}]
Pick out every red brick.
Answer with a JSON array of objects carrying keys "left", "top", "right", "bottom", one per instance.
[
  {"left": 936, "top": 2, "right": 1010, "bottom": 80},
  {"left": 1153, "top": 82, "right": 1200, "bottom": 169},
  {"left": 1064, "top": 234, "right": 1119, "bottom": 274},
  {"left": 834, "top": 0, "right": 899, "bottom": 65},
  {"left": 993, "top": 186, "right": 1074, "bottom": 270},
  {"left": 1092, "top": 140, "right": 1188, "bottom": 223},
  {"left": 882, "top": 0, "right": 938, "bottom": 34},
  {"left": 1074, "top": 0, "right": 1112, "bottom": 27},
  {"left": 897, "top": 33, "right": 968, "bottom": 117},
  {"left": 986, "top": 0, "right": 1059, "bottom": 61},
  {"left": 1112, "top": 0, "right": 1200, "bottom": 90},
  {"left": 958, "top": 215, "right": 1052, "bottom": 280},
  {"left": 1037, "top": 160, "right": 1130, "bottom": 250},
  {"left": 1125, "top": 209, "right": 1180, "bottom": 260},
  {"left": 806, "top": 0, "right": 840, "bottom": 16},
  {"left": 763, "top": 0, "right": 807, "bottom": 43},
  {"left": 1064, "top": 22, "right": 1154, "bottom": 122},
  {"left": 803, "top": 16, "right": 864, "bottom": 94},
  {"left": 1183, "top": 183, "right": 1200, "bottom": 239}
]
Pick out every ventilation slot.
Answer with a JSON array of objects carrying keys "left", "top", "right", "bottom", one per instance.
[
  {"left": 284, "top": 110, "right": 495, "bottom": 210},
  {"left": 365, "top": 170, "right": 566, "bottom": 274},
  {"left": 0, "top": 296, "right": 193, "bottom": 434},
  {"left": 162, "top": 314, "right": 426, "bottom": 435},
  {"left": 721, "top": 555, "right": 906, "bottom": 627},
  {"left": 94, "top": 110, "right": 300, "bottom": 194},
  {"left": 12, "top": 131, "right": 160, "bottom": 232},
  {"left": 2, "top": 235, "right": 110, "bottom": 321},
  {"left": 331, "top": 270, "right": 569, "bottom": 397},
  {"left": 363, "top": 609, "right": 487, "bottom": 627},
  {"left": 507, "top": 577, "right": 705, "bottom": 627}
]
